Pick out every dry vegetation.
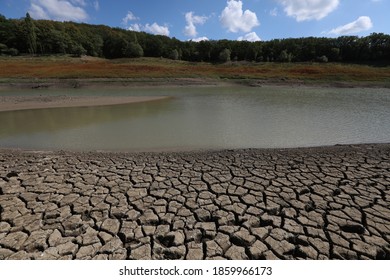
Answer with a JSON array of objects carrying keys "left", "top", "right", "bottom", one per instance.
[{"left": 1, "top": 56, "right": 390, "bottom": 85}]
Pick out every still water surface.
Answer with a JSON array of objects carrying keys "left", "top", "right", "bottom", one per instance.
[{"left": 0, "top": 86, "right": 389, "bottom": 151}]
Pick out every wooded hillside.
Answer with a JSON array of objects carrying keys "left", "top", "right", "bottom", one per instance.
[{"left": 1, "top": 13, "right": 389, "bottom": 64}]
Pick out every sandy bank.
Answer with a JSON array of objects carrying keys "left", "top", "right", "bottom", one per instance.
[
  {"left": 0, "top": 95, "right": 170, "bottom": 112},
  {"left": 1, "top": 77, "right": 389, "bottom": 91},
  {"left": 0, "top": 78, "right": 230, "bottom": 90}
]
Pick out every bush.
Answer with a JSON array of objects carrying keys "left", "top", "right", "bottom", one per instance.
[
  {"left": 0, "top": 44, "right": 19, "bottom": 56},
  {"left": 316, "top": 55, "right": 328, "bottom": 63},
  {"left": 72, "top": 45, "right": 87, "bottom": 57},
  {"left": 5, "top": 48, "right": 19, "bottom": 56},
  {"left": 0, "top": 43, "right": 8, "bottom": 53},
  {"left": 124, "top": 42, "right": 144, "bottom": 58},
  {"left": 169, "top": 49, "right": 179, "bottom": 60},
  {"left": 278, "top": 50, "right": 292, "bottom": 62},
  {"left": 219, "top": 48, "right": 231, "bottom": 63}
]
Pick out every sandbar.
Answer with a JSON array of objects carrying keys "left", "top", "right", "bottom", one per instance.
[{"left": 0, "top": 95, "right": 170, "bottom": 112}]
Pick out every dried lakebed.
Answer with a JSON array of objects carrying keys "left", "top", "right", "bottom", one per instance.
[{"left": 0, "top": 144, "right": 389, "bottom": 260}]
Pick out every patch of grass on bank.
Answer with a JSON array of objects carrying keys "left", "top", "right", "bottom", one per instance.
[{"left": 1, "top": 56, "right": 390, "bottom": 84}]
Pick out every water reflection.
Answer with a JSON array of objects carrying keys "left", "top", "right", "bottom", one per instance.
[{"left": 0, "top": 98, "right": 173, "bottom": 137}]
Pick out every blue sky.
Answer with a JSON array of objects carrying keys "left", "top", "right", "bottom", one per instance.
[{"left": 1, "top": 0, "right": 389, "bottom": 41}]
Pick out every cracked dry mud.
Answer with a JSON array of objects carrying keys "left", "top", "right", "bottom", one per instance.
[{"left": 0, "top": 144, "right": 389, "bottom": 260}]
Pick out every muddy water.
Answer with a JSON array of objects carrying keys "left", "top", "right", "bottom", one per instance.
[{"left": 0, "top": 86, "right": 389, "bottom": 151}]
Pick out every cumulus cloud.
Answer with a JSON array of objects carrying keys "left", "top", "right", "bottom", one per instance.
[
  {"left": 128, "top": 23, "right": 141, "bottom": 32},
  {"left": 184, "top": 12, "right": 208, "bottom": 37},
  {"left": 122, "top": 11, "right": 139, "bottom": 25},
  {"left": 190, "top": 37, "right": 209, "bottom": 42},
  {"left": 144, "top": 23, "right": 170, "bottom": 36},
  {"left": 29, "top": 3, "right": 50, "bottom": 19},
  {"left": 93, "top": 1, "right": 99, "bottom": 11},
  {"left": 70, "top": 0, "right": 86, "bottom": 6},
  {"left": 270, "top": 8, "right": 278, "bottom": 17},
  {"left": 277, "top": 0, "right": 339, "bottom": 21},
  {"left": 238, "top": 32, "right": 261, "bottom": 42},
  {"left": 123, "top": 11, "right": 170, "bottom": 36},
  {"left": 220, "top": 0, "right": 259, "bottom": 33},
  {"left": 128, "top": 22, "right": 170, "bottom": 36},
  {"left": 28, "top": 0, "right": 88, "bottom": 21},
  {"left": 329, "top": 16, "right": 373, "bottom": 35}
]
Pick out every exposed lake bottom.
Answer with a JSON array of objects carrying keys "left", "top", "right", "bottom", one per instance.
[{"left": 0, "top": 143, "right": 389, "bottom": 259}]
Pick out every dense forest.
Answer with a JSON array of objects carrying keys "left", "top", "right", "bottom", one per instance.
[{"left": 1, "top": 13, "right": 390, "bottom": 64}]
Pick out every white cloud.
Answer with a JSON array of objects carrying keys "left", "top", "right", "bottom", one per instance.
[
  {"left": 129, "top": 22, "right": 170, "bottom": 36},
  {"left": 277, "top": 0, "right": 339, "bottom": 21},
  {"left": 29, "top": 3, "right": 50, "bottom": 19},
  {"left": 93, "top": 1, "right": 99, "bottom": 11},
  {"left": 238, "top": 32, "right": 261, "bottom": 42},
  {"left": 184, "top": 12, "right": 208, "bottom": 37},
  {"left": 329, "top": 16, "right": 373, "bottom": 35},
  {"left": 70, "top": 0, "right": 86, "bottom": 6},
  {"left": 190, "top": 37, "right": 209, "bottom": 42},
  {"left": 144, "top": 23, "right": 170, "bottom": 36},
  {"left": 122, "top": 11, "right": 139, "bottom": 25},
  {"left": 220, "top": 0, "right": 259, "bottom": 33},
  {"left": 123, "top": 11, "right": 170, "bottom": 36},
  {"left": 128, "top": 23, "right": 142, "bottom": 32},
  {"left": 28, "top": 0, "right": 88, "bottom": 21},
  {"left": 270, "top": 7, "right": 278, "bottom": 17}
]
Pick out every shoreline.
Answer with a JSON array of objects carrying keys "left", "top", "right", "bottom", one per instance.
[
  {"left": 0, "top": 78, "right": 230, "bottom": 90},
  {"left": 0, "top": 143, "right": 389, "bottom": 260},
  {"left": 1, "top": 142, "right": 389, "bottom": 155},
  {"left": 1, "top": 77, "right": 389, "bottom": 91},
  {"left": 0, "top": 95, "right": 171, "bottom": 112}
]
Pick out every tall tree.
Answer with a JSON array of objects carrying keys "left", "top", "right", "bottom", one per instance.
[
  {"left": 24, "top": 13, "right": 37, "bottom": 55},
  {"left": 219, "top": 48, "right": 231, "bottom": 63}
]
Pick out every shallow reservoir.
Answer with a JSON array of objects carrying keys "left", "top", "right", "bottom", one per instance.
[{"left": 1, "top": 86, "right": 389, "bottom": 151}]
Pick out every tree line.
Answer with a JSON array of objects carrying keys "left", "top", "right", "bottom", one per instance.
[{"left": 1, "top": 13, "right": 389, "bottom": 64}]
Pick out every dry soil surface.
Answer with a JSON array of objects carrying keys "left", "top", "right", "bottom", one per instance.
[{"left": 0, "top": 144, "right": 389, "bottom": 260}]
